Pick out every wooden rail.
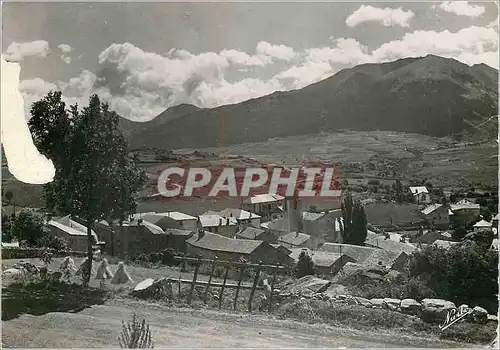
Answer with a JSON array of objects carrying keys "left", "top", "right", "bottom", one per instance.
[{"left": 173, "top": 255, "right": 287, "bottom": 312}]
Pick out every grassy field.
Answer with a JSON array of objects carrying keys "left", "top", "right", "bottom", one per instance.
[
  {"left": 1, "top": 297, "right": 467, "bottom": 348},
  {"left": 197, "top": 130, "right": 497, "bottom": 188},
  {"left": 2, "top": 257, "right": 496, "bottom": 348},
  {"left": 2, "top": 130, "right": 496, "bottom": 213}
]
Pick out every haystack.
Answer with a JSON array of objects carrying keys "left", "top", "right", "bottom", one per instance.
[
  {"left": 111, "top": 262, "right": 133, "bottom": 284},
  {"left": 75, "top": 257, "right": 95, "bottom": 277},
  {"left": 96, "top": 258, "right": 114, "bottom": 280},
  {"left": 59, "top": 256, "right": 77, "bottom": 273}
]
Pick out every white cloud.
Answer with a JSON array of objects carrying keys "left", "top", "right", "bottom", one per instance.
[
  {"left": 437, "top": 1, "right": 486, "bottom": 17},
  {"left": 57, "top": 44, "right": 73, "bottom": 64},
  {"left": 256, "top": 41, "right": 295, "bottom": 62},
  {"left": 306, "top": 38, "right": 372, "bottom": 65},
  {"left": 275, "top": 61, "right": 334, "bottom": 90},
  {"left": 487, "top": 18, "right": 498, "bottom": 29},
  {"left": 61, "top": 56, "right": 72, "bottom": 64},
  {"left": 4, "top": 40, "right": 51, "bottom": 62},
  {"left": 19, "top": 78, "right": 59, "bottom": 117},
  {"left": 19, "top": 25, "right": 498, "bottom": 121},
  {"left": 346, "top": 5, "right": 414, "bottom": 28},
  {"left": 372, "top": 26, "right": 498, "bottom": 67},
  {"left": 219, "top": 49, "right": 272, "bottom": 67},
  {"left": 57, "top": 44, "right": 72, "bottom": 53}
]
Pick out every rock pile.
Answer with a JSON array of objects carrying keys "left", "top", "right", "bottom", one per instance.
[
  {"left": 132, "top": 278, "right": 174, "bottom": 300},
  {"left": 276, "top": 278, "right": 495, "bottom": 325}
]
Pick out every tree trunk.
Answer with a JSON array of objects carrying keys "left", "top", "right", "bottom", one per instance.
[{"left": 85, "top": 218, "right": 94, "bottom": 286}]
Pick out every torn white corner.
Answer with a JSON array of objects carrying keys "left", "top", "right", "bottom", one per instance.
[{"left": 1, "top": 54, "right": 55, "bottom": 184}]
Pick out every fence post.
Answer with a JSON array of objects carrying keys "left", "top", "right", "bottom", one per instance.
[
  {"left": 233, "top": 262, "right": 246, "bottom": 310},
  {"left": 219, "top": 264, "right": 230, "bottom": 310},
  {"left": 188, "top": 255, "right": 201, "bottom": 305},
  {"left": 248, "top": 261, "right": 262, "bottom": 312},
  {"left": 204, "top": 256, "right": 218, "bottom": 304},
  {"left": 268, "top": 264, "right": 278, "bottom": 312}
]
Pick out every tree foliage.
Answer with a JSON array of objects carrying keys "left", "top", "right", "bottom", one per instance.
[
  {"left": 28, "top": 92, "right": 147, "bottom": 284},
  {"left": 296, "top": 251, "right": 315, "bottom": 278},
  {"left": 10, "top": 210, "right": 49, "bottom": 246},
  {"left": 341, "top": 192, "right": 367, "bottom": 245},
  {"left": 408, "top": 242, "right": 498, "bottom": 313},
  {"left": 2, "top": 213, "right": 13, "bottom": 242}
]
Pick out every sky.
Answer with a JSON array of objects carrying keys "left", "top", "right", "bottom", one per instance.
[{"left": 2, "top": 1, "right": 499, "bottom": 121}]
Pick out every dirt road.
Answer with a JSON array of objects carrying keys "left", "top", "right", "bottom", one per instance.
[{"left": 2, "top": 299, "right": 462, "bottom": 348}]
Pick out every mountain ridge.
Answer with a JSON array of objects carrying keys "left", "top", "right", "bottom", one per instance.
[{"left": 120, "top": 55, "right": 498, "bottom": 150}]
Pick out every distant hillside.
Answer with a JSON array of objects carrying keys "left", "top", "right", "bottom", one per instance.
[{"left": 121, "top": 55, "right": 498, "bottom": 150}]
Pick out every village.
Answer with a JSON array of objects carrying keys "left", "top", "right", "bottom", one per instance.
[{"left": 4, "top": 183, "right": 497, "bottom": 269}]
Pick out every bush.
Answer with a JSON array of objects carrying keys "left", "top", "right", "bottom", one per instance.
[
  {"left": 295, "top": 251, "right": 314, "bottom": 278},
  {"left": 408, "top": 243, "right": 498, "bottom": 313},
  {"left": 117, "top": 313, "right": 154, "bottom": 348},
  {"left": 10, "top": 210, "right": 49, "bottom": 246},
  {"left": 35, "top": 235, "right": 69, "bottom": 251}
]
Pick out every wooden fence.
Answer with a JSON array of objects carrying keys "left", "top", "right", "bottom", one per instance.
[{"left": 173, "top": 255, "right": 291, "bottom": 312}]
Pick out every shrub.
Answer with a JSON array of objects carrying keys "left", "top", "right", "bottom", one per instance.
[
  {"left": 10, "top": 210, "right": 49, "bottom": 246},
  {"left": 117, "top": 313, "right": 154, "bottom": 348},
  {"left": 36, "top": 235, "right": 69, "bottom": 251},
  {"left": 295, "top": 251, "right": 314, "bottom": 278},
  {"left": 408, "top": 243, "right": 498, "bottom": 313}
]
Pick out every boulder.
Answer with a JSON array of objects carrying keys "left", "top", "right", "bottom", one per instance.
[
  {"left": 132, "top": 278, "right": 173, "bottom": 300},
  {"left": 472, "top": 306, "right": 488, "bottom": 323},
  {"left": 11, "top": 262, "right": 40, "bottom": 275},
  {"left": 383, "top": 298, "right": 401, "bottom": 311},
  {"left": 323, "top": 284, "right": 349, "bottom": 299},
  {"left": 354, "top": 297, "right": 372, "bottom": 308},
  {"left": 3, "top": 268, "right": 25, "bottom": 281},
  {"left": 370, "top": 298, "right": 387, "bottom": 309},
  {"left": 487, "top": 314, "right": 498, "bottom": 322},
  {"left": 400, "top": 299, "right": 422, "bottom": 315},
  {"left": 421, "top": 298, "right": 456, "bottom": 310},
  {"left": 283, "top": 275, "right": 332, "bottom": 297},
  {"left": 420, "top": 299, "right": 456, "bottom": 324}
]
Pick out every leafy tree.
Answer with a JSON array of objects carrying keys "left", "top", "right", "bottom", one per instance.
[
  {"left": 29, "top": 93, "right": 147, "bottom": 285},
  {"left": 4, "top": 190, "right": 14, "bottom": 203},
  {"left": 408, "top": 242, "right": 498, "bottom": 313},
  {"left": 392, "top": 180, "right": 405, "bottom": 202},
  {"left": 10, "top": 210, "right": 49, "bottom": 246},
  {"left": 36, "top": 235, "right": 69, "bottom": 251},
  {"left": 480, "top": 207, "right": 492, "bottom": 221},
  {"left": 452, "top": 226, "right": 468, "bottom": 241},
  {"left": 341, "top": 192, "right": 367, "bottom": 245},
  {"left": 2, "top": 213, "right": 13, "bottom": 242},
  {"left": 296, "top": 251, "right": 314, "bottom": 278}
]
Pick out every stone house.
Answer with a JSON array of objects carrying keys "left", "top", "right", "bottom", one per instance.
[
  {"left": 301, "top": 209, "right": 343, "bottom": 243},
  {"left": 288, "top": 248, "right": 355, "bottom": 276},
  {"left": 235, "top": 226, "right": 277, "bottom": 243},
  {"left": 409, "top": 186, "right": 431, "bottom": 204},
  {"left": 197, "top": 214, "right": 238, "bottom": 236},
  {"left": 242, "top": 194, "right": 284, "bottom": 220},
  {"left": 420, "top": 203, "right": 449, "bottom": 229},
  {"left": 47, "top": 216, "right": 102, "bottom": 252},
  {"left": 277, "top": 231, "right": 316, "bottom": 249},
  {"left": 450, "top": 199, "right": 480, "bottom": 227},
  {"left": 473, "top": 219, "right": 493, "bottom": 231},
  {"left": 185, "top": 231, "right": 283, "bottom": 265},
  {"left": 137, "top": 211, "right": 197, "bottom": 231},
  {"left": 99, "top": 219, "right": 194, "bottom": 257},
  {"left": 213, "top": 208, "right": 262, "bottom": 228}
]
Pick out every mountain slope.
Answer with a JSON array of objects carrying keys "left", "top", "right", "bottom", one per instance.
[{"left": 123, "top": 55, "right": 498, "bottom": 150}]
